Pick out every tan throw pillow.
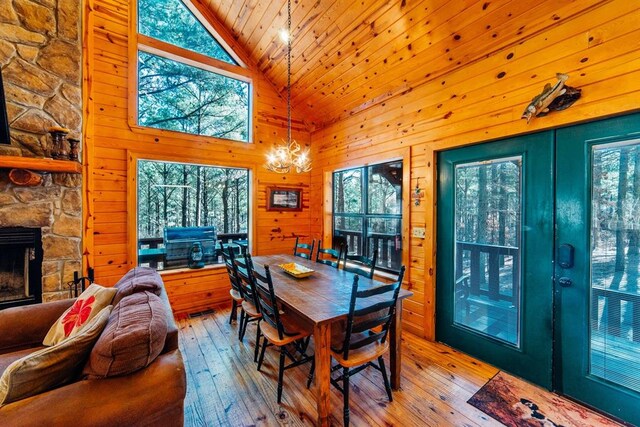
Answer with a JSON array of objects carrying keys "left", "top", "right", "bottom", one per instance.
[
  {"left": 82, "top": 291, "right": 167, "bottom": 379},
  {"left": 43, "top": 284, "right": 116, "bottom": 347},
  {"left": 0, "top": 306, "right": 111, "bottom": 406},
  {"left": 112, "top": 266, "right": 163, "bottom": 306}
]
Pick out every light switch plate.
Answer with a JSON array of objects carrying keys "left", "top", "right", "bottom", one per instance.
[{"left": 412, "top": 227, "right": 426, "bottom": 238}]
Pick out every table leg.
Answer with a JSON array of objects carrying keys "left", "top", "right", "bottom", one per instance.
[
  {"left": 390, "top": 300, "right": 403, "bottom": 389},
  {"left": 314, "top": 322, "right": 331, "bottom": 426}
]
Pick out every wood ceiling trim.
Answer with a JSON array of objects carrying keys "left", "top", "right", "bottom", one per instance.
[
  {"left": 312, "top": 9, "right": 640, "bottom": 153},
  {"left": 268, "top": 0, "right": 389, "bottom": 82},
  {"left": 255, "top": 0, "right": 329, "bottom": 74},
  {"left": 308, "top": 0, "right": 607, "bottom": 125},
  {"left": 199, "top": 0, "right": 631, "bottom": 130},
  {"left": 289, "top": 0, "right": 461, "bottom": 109},
  {"left": 305, "top": 0, "right": 567, "bottom": 115}
]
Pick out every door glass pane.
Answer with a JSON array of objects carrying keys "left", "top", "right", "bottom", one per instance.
[
  {"left": 590, "top": 139, "right": 640, "bottom": 392},
  {"left": 454, "top": 156, "right": 522, "bottom": 346}
]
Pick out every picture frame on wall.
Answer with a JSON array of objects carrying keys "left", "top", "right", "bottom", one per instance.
[{"left": 267, "top": 187, "right": 302, "bottom": 211}]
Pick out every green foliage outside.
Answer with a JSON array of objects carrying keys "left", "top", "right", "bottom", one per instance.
[
  {"left": 137, "top": 0, "right": 249, "bottom": 142},
  {"left": 333, "top": 161, "right": 403, "bottom": 271},
  {"left": 138, "top": 52, "right": 249, "bottom": 141},
  {"left": 137, "top": 160, "right": 249, "bottom": 240},
  {"left": 138, "top": 0, "right": 236, "bottom": 64}
]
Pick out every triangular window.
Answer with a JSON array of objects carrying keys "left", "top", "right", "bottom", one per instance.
[{"left": 138, "top": 0, "right": 237, "bottom": 65}]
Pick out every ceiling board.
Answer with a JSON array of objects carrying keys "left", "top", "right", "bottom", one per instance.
[{"left": 202, "top": 0, "right": 609, "bottom": 129}]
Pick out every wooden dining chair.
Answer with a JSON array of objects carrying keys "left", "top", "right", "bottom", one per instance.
[
  {"left": 293, "top": 236, "right": 315, "bottom": 260},
  {"left": 219, "top": 241, "right": 243, "bottom": 325},
  {"left": 315, "top": 239, "right": 346, "bottom": 269},
  {"left": 342, "top": 249, "right": 378, "bottom": 279},
  {"left": 252, "top": 264, "right": 314, "bottom": 404},
  {"left": 233, "top": 253, "right": 262, "bottom": 362},
  {"left": 311, "top": 265, "right": 405, "bottom": 426}
]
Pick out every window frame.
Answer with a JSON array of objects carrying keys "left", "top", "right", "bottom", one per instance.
[
  {"left": 333, "top": 161, "right": 404, "bottom": 274},
  {"left": 127, "top": 150, "right": 256, "bottom": 273},
  {"left": 128, "top": 0, "right": 255, "bottom": 144}
]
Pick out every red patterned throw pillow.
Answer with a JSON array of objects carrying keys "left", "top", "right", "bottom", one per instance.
[{"left": 43, "top": 284, "right": 117, "bottom": 346}]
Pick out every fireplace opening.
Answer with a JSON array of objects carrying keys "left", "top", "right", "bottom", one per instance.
[{"left": 0, "top": 227, "right": 43, "bottom": 309}]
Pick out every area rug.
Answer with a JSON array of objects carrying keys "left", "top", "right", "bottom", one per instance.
[{"left": 467, "top": 372, "right": 624, "bottom": 427}]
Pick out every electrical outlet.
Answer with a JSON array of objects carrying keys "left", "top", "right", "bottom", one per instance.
[{"left": 412, "top": 227, "right": 426, "bottom": 239}]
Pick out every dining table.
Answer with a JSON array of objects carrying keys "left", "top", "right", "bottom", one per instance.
[{"left": 251, "top": 254, "right": 413, "bottom": 426}]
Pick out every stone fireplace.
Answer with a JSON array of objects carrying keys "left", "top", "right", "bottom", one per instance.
[
  {"left": 0, "top": 227, "right": 43, "bottom": 308},
  {"left": 0, "top": 0, "right": 83, "bottom": 304}
]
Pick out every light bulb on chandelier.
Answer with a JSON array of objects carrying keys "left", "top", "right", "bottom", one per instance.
[{"left": 265, "top": 0, "right": 311, "bottom": 174}]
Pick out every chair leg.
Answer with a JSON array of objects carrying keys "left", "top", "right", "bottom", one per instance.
[
  {"left": 378, "top": 356, "right": 393, "bottom": 401},
  {"left": 238, "top": 310, "right": 245, "bottom": 340},
  {"left": 302, "top": 336, "right": 311, "bottom": 353},
  {"left": 257, "top": 338, "right": 268, "bottom": 372},
  {"left": 277, "top": 347, "right": 286, "bottom": 404},
  {"left": 240, "top": 316, "right": 249, "bottom": 342},
  {"left": 229, "top": 300, "right": 238, "bottom": 324},
  {"left": 343, "top": 367, "right": 350, "bottom": 426},
  {"left": 306, "top": 359, "right": 315, "bottom": 389},
  {"left": 254, "top": 322, "right": 261, "bottom": 363}
]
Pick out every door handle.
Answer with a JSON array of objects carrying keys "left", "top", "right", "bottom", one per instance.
[
  {"left": 558, "top": 277, "right": 572, "bottom": 287},
  {"left": 558, "top": 243, "right": 574, "bottom": 269}
]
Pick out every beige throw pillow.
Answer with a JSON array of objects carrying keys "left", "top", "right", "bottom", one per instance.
[
  {"left": 0, "top": 306, "right": 111, "bottom": 406},
  {"left": 43, "top": 284, "right": 116, "bottom": 346}
]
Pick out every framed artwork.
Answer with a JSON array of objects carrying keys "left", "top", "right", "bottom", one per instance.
[{"left": 267, "top": 187, "right": 302, "bottom": 211}]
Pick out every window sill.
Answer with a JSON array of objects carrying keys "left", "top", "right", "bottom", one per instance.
[
  {"left": 128, "top": 120, "right": 253, "bottom": 146},
  {"left": 158, "top": 264, "right": 226, "bottom": 277},
  {"left": 373, "top": 269, "right": 400, "bottom": 282}
]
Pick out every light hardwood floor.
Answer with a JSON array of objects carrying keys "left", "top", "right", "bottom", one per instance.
[{"left": 176, "top": 308, "right": 602, "bottom": 426}]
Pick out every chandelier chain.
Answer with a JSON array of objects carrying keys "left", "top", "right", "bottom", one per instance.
[
  {"left": 287, "top": 0, "right": 292, "bottom": 144},
  {"left": 264, "top": 0, "right": 311, "bottom": 174}
]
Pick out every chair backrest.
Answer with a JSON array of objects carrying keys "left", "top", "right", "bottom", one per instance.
[
  {"left": 219, "top": 241, "right": 242, "bottom": 297},
  {"left": 251, "top": 265, "right": 283, "bottom": 340},
  {"left": 342, "top": 249, "right": 377, "bottom": 279},
  {"left": 233, "top": 253, "right": 260, "bottom": 309},
  {"left": 335, "top": 266, "right": 406, "bottom": 360},
  {"left": 293, "top": 237, "right": 315, "bottom": 260},
  {"left": 251, "top": 264, "right": 297, "bottom": 340},
  {"left": 315, "top": 239, "right": 346, "bottom": 269}
]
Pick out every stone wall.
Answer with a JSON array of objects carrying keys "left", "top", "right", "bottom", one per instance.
[{"left": 0, "top": 0, "right": 82, "bottom": 301}]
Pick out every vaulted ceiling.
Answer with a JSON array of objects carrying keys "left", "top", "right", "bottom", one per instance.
[{"left": 201, "top": 0, "right": 604, "bottom": 129}]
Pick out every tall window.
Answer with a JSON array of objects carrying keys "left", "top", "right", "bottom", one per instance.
[
  {"left": 333, "top": 161, "right": 403, "bottom": 273},
  {"left": 136, "top": 0, "right": 251, "bottom": 142},
  {"left": 137, "top": 160, "right": 249, "bottom": 271}
]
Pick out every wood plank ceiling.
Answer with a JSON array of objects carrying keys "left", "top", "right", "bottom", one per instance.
[{"left": 200, "top": 0, "right": 606, "bottom": 130}]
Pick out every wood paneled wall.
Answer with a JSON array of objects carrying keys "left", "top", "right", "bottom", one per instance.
[
  {"left": 309, "top": 1, "right": 640, "bottom": 339},
  {"left": 83, "top": 0, "right": 312, "bottom": 314}
]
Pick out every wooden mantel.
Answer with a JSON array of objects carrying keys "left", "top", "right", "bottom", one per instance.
[{"left": 0, "top": 155, "right": 82, "bottom": 174}]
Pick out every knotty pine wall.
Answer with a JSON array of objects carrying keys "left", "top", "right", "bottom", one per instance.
[
  {"left": 309, "top": 1, "right": 640, "bottom": 339},
  {"left": 83, "top": 0, "right": 311, "bottom": 314}
]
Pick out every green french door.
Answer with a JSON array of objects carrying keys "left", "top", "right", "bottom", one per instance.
[
  {"left": 437, "top": 113, "right": 640, "bottom": 425},
  {"left": 556, "top": 113, "right": 640, "bottom": 425},
  {"left": 436, "top": 132, "right": 555, "bottom": 389}
]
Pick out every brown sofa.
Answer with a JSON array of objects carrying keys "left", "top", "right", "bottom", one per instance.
[{"left": 0, "top": 279, "right": 187, "bottom": 426}]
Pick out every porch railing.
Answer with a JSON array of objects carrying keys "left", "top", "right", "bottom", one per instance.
[
  {"left": 592, "top": 287, "right": 640, "bottom": 342},
  {"left": 333, "top": 229, "right": 402, "bottom": 271},
  {"left": 455, "top": 241, "right": 520, "bottom": 306},
  {"left": 138, "top": 232, "right": 248, "bottom": 270}
]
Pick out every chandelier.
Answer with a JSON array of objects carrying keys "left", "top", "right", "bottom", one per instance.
[{"left": 265, "top": 0, "right": 311, "bottom": 174}]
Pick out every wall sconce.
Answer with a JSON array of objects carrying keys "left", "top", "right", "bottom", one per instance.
[{"left": 413, "top": 179, "right": 424, "bottom": 206}]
